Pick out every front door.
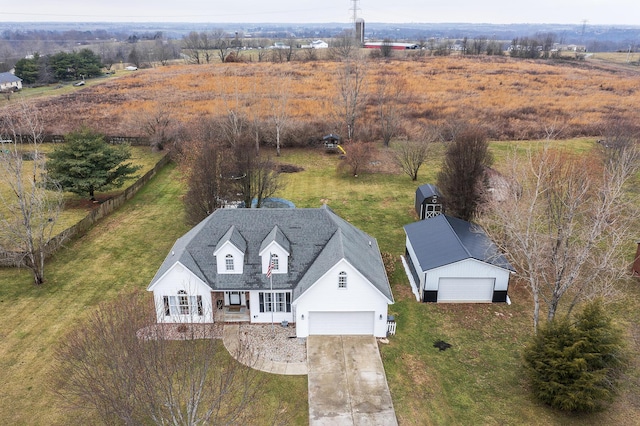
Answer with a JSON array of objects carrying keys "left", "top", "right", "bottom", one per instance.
[{"left": 229, "top": 291, "right": 241, "bottom": 305}]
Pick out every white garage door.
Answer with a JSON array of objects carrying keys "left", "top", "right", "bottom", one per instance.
[
  {"left": 437, "top": 277, "right": 495, "bottom": 302},
  {"left": 308, "top": 311, "right": 375, "bottom": 335}
]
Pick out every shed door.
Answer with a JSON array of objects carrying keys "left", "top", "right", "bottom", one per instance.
[
  {"left": 308, "top": 311, "right": 375, "bottom": 335},
  {"left": 437, "top": 277, "right": 495, "bottom": 302}
]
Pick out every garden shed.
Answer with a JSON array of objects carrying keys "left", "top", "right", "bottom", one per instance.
[
  {"left": 403, "top": 214, "right": 514, "bottom": 303},
  {"left": 415, "top": 183, "right": 443, "bottom": 220}
]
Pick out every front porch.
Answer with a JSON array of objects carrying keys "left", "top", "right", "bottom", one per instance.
[
  {"left": 215, "top": 305, "right": 251, "bottom": 323},
  {"left": 214, "top": 291, "right": 251, "bottom": 323}
]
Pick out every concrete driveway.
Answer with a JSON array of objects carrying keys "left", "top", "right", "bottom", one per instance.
[{"left": 307, "top": 336, "right": 397, "bottom": 426}]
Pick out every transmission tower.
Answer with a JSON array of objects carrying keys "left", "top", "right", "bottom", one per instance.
[{"left": 350, "top": 0, "right": 360, "bottom": 23}]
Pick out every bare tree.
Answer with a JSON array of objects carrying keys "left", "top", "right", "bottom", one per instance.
[
  {"left": 0, "top": 102, "right": 65, "bottom": 285},
  {"left": 375, "top": 73, "right": 408, "bottom": 147},
  {"left": 179, "top": 118, "right": 236, "bottom": 224},
  {"left": 329, "top": 30, "right": 356, "bottom": 60},
  {"left": 394, "top": 130, "right": 437, "bottom": 181},
  {"left": 233, "top": 135, "right": 283, "bottom": 208},
  {"left": 334, "top": 58, "right": 367, "bottom": 141},
  {"left": 482, "top": 142, "right": 640, "bottom": 330},
  {"left": 52, "top": 290, "right": 271, "bottom": 425},
  {"left": 437, "top": 126, "right": 493, "bottom": 221},
  {"left": 339, "top": 141, "right": 376, "bottom": 177},
  {"left": 182, "top": 31, "right": 202, "bottom": 64},
  {"left": 142, "top": 106, "right": 175, "bottom": 151},
  {"left": 251, "top": 156, "right": 285, "bottom": 208},
  {"left": 268, "top": 72, "right": 291, "bottom": 156}
]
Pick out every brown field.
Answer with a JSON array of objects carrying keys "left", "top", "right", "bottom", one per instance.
[{"left": 5, "top": 55, "right": 639, "bottom": 143}]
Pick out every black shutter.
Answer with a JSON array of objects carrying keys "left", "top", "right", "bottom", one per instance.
[
  {"left": 197, "top": 296, "right": 203, "bottom": 315},
  {"left": 286, "top": 293, "right": 291, "bottom": 312},
  {"left": 259, "top": 293, "right": 265, "bottom": 313},
  {"left": 163, "top": 296, "right": 170, "bottom": 316}
]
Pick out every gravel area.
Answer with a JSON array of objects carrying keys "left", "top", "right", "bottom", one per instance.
[
  {"left": 238, "top": 323, "right": 307, "bottom": 363},
  {"left": 137, "top": 323, "right": 224, "bottom": 340},
  {"left": 138, "top": 323, "right": 307, "bottom": 364}
]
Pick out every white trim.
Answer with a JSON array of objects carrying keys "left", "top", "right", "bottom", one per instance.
[
  {"left": 147, "top": 261, "right": 208, "bottom": 291},
  {"left": 293, "top": 258, "right": 393, "bottom": 305}
]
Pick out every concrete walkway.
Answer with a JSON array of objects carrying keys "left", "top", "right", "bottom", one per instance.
[
  {"left": 307, "top": 336, "right": 398, "bottom": 426},
  {"left": 222, "top": 324, "right": 308, "bottom": 375}
]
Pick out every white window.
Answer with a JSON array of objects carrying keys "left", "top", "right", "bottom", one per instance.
[
  {"left": 259, "top": 292, "right": 291, "bottom": 312},
  {"left": 338, "top": 271, "right": 347, "bottom": 289},
  {"left": 164, "top": 290, "right": 203, "bottom": 316},
  {"left": 225, "top": 254, "right": 234, "bottom": 271},
  {"left": 271, "top": 254, "right": 279, "bottom": 271}
]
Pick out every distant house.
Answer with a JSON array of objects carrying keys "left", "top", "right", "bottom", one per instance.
[
  {"left": 415, "top": 183, "right": 443, "bottom": 220},
  {"left": 311, "top": 40, "right": 328, "bottom": 49},
  {"left": 269, "top": 42, "right": 290, "bottom": 50},
  {"left": 0, "top": 72, "right": 22, "bottom": 91},
  {"left": 403, "top": 214, "right": 514, "bottom": 303},
  {"left": 148, "top": 206, "right": 394, "bottom": 338}
]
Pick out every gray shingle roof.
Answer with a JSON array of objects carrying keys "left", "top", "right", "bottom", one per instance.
[
  {"left": 0, "top": 72, "right": 21, "bottom": 84},
  {"left": 149, "top": 206, "right": 393, "bottom": 302},
  {"left": 404, "top": 214, "right": 514, "bottom": 272},
  {"left": 215, "top": 225, "right": 247, "bottom": 254},
  {"left": 259, "top": 225, "right": 290, "bottom": 254}
]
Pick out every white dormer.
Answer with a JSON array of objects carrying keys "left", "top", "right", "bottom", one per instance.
[
  {"left": 213, "top": 226, "right": 246, "bottom": 274},
  {"left": 259, "top": 225, "right": 290, "bottom": 275}
]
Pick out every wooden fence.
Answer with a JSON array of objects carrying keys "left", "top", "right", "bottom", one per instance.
[
  {"left": 0, "top": 154, "right": 171, "bottom": 267},
  {"left": 7, "top": 134, "right": 150, "bottom": 146}
]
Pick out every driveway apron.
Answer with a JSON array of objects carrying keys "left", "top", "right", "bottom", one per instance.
[{"left": 307, "top": 336, "right": 397, "bottom": 426}]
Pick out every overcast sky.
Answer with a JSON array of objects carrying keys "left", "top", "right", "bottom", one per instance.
[{"left": 1, "top": 0, "right": 639, "bottom": 26}]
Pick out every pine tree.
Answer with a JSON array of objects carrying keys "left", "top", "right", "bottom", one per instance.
[
  {"left": 523, "top": 300, "right": 626, "bottom": 412},
  {"left": 47, "top": 128, "right": 140, "bottom": 200}
]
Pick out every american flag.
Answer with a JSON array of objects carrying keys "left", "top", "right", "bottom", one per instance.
[{"left": 266, "top": 257, "right": 274, "bottom": 278}]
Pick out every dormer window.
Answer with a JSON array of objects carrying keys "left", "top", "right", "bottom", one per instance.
[
  {"left": 225, "top": 254, "right": 234, "bottom": 271},
  {"left": 271, "top": 254, "right": 279, "bottom": 271},
  {"left": 338, "top": 271, "right": 347, "bottom": 289}
]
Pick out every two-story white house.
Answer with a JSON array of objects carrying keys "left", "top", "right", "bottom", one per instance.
[{"left": 147, "top": 206, "right": 394, "bottom": 338}]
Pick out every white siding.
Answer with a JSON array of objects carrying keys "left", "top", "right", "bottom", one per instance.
[
  {"left": 248, "top": 290, "right": 294, "bottom": 324},
  {"left": 293, "top": 259, "right": 390, "bottom": 338},
  {"left": 213, "top": 242, "right": 244, "bottom": 274},
  {"left": 405, "top": 236, "right": 426, "bottom": 294},
  {"left": 149, "top": 262, "right": 214, "bottom": 323},
  {"left": 424, "top": 258, "right": 510, "bottom": 292},
  {"left": 259, "top": 242, "right": 289, "bottom": 274}
]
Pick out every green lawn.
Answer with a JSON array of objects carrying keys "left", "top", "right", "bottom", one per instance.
[
  {"left": 0, "top": 144, "right": 166, "bottom": 234},
  {"left": 0, "top": 141, "right": 638, "bottom": 424}
]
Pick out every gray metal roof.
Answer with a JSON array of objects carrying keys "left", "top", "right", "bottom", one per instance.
[
  {"left": 416, "top": 183, "right": 441, "bottom": 202},
  {"left": 149, "top": 206, "right": 393, "bottom": 302},
  {"left": 404, "top": 214, "right": 514, "bottom": 272}
]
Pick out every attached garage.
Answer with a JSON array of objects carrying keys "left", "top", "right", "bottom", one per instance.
[
  {"left": 308, "top": 311, "right": 375, "bottom": 335},
  {"left": 437, "top": 277, "right": 495, "bottom": 302}
]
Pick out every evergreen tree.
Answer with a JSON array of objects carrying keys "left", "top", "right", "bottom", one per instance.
[
  {"left": 47, "top": 128, "right": 140, "bottom": 200},
  {"left": 523, "top": 300, "right": 626, "bottom": 412}
]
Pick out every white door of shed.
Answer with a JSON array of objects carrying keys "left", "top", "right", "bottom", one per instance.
[
  {"left": 437, "top": 277, "right": 495, "bottom": 302},
  {"left": 308, "top": 311, "right": 375, "bottom": 335}
]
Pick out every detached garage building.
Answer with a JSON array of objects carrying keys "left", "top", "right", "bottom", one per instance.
[{"left": 403, "top": 215, "right": 514, "bottom": 303}]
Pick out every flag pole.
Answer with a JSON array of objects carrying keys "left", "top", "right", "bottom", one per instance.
[{"left": 269, "top": 253, "right": 274, "bottom": 335}]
